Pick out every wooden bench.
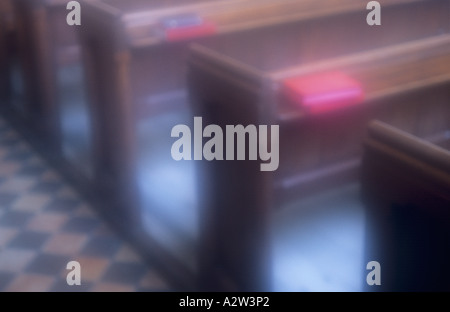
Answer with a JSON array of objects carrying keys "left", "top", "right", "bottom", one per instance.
[
  {"left": 188, "top": 5, "right": 450, "bottom": 289},
  {"left": 362, "top": 120, "right": 450, "bottom": 291},
  {"left": 78, "top": 0, "right": 440, "bottom": 286}
]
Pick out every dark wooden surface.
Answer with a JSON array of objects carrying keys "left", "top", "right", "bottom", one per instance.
[
  {"left": 362, "top": 120, "right": 450, "bottom": 291},
  {"left": 0, "top": 0, "right": 15, "bottom": 105}
]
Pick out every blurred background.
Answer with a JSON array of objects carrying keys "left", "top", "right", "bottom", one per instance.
[{"left": 0, "top": 0, "right": 449, "bottom": 292}]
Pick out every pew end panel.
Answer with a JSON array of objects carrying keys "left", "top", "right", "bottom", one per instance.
[
  {"left": 362, "top": 120, "right": 450, "bottom": 291},
  {"left": 0, "top": 0, "right": 16, "bottom": 105}
]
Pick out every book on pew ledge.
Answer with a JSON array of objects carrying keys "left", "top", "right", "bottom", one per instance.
[
  {"left": 159, "top": 14, "right": 217, "bottom": 42},
  {"left": 283, "top": 71, "right": 364, "bottom": 115}
]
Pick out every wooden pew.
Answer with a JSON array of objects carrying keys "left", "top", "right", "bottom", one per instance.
[
  {"left": 78, "top": 0, "right": 427, "bottom": 285},
  {"left": 362, "top": 120, "right": 450, "bottom": 291},
  {"left": 188, "top": 6, "right": 450, "bottom": 289},
  {"left": 79, "top": 0, "right": 449, "bottom": 284}
]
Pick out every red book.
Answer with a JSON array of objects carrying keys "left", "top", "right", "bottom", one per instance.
[
  {"left": 282, "top": 71, "right": 364, "bottom": 114},
  {"left": 161, "top": 16, "right": 217, "bottom": 42}
]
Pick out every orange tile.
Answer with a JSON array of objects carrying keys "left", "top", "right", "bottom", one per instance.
[
  {"left": 5, "top": 274, "right": 55, "bottom": 292},
  {"left": 57, "top": 186, "right": 78, "bottom": 200},
  {"left": 90, "top": 282, "right": 135, "bottom": 292},
  {"left": 0, "top": 160, "right": 21, "bottom": 177},
  {"left": 62, "top": 256, "right": 110, "bottom": 282},
  {"left": 115, "top": 245, "right": 141, "bottom": 263},
  {"left": 40, "top": 169, "right": 61, "bottom": 183},
  {"left": 0, "top": 228, "right": 18, "bottom": 247},
  {"left": 27, "top": 213, "right": 68, "bottom": 233},
  {"left": 93, "top": 222, "right": 115, "bottom": 236},
  {"left": 43, "top": 233, "right": 88, "bottom": 255},
  {"left": 140, "top": 270, "right": 170, "bottom": 290},
  {"left": 12, "top": 193, "right": 52, "bottom": 212},
  {"left": 73, "top": 203, "right": 97, "bottom": 218}
]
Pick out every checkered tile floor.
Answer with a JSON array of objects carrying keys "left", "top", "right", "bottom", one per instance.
[{"left": 0, "top": 117, "right": 171, "bottom": 292}]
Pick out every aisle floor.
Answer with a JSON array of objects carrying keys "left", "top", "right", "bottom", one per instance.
[{"left": 0, "top": 117, "right": 171, "bottom": 292}]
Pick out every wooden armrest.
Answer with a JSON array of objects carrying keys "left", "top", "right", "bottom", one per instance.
[{"left": 366, "top": 120, "right": 450, "bottom": 175}]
